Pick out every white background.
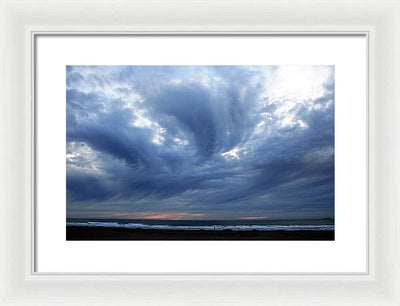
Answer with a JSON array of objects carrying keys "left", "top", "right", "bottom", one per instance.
[{"left": 36, "top": 36, "right": 367, "bottom": 273}]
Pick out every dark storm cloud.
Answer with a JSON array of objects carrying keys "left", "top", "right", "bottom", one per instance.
[{"left": 66, "top": 65, "right": 334, "bottom": 219}]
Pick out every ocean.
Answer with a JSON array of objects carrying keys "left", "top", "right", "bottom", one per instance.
[{"left": 67, "top": 218, "right": 334, "bottom": 231}]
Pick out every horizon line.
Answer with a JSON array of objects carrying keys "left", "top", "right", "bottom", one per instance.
[{"left": 66, "top": 217, "right": 334, "bottom": 221}]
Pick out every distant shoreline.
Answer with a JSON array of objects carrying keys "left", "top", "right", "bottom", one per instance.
[{"left": 67, "top": 226, "right": 334, "bottom": 241}]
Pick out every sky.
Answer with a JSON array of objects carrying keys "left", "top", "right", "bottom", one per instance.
[{"left": 66, "top": 65, "right": 334, "bottom": 220}]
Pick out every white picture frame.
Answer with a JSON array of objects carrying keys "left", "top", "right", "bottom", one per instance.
[{"left": 1, "top": 0, "right": 399, "bottom": 305}]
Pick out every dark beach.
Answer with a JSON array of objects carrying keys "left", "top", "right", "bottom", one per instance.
[{"left": 67, "top": 226, "right": 334, "bottom": 241}]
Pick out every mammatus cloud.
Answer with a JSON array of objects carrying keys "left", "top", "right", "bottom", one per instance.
[{"left": 67, "top": 66, "right": 334, "bottom": 220}]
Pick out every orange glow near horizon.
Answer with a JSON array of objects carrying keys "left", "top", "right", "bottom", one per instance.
[
  {"left": 239, "top": 216, "right": 269, "bottom": 220},
  {"left": 111, "top": 212, "right": 205, "bottom": 220},
  {"left": 144, "top": 213, "right": 205, "bottom": 220},
  {"left": 106, "top": 213, "right": 270, "bottom": 220},
  {"left": 145, "top": 214, "right": 178, "bottom": 220}
]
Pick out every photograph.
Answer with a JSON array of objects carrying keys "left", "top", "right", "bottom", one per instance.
[
  {"left": 4, "top": 0, "right": 400, "bottom": 302},
  {"left": 66, "top": 65, "right": 335, "bottom": 240}
]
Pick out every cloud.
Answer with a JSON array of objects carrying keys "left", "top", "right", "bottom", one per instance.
[{"left": 66, "top": 65, "right": 334, "bottom": 220}]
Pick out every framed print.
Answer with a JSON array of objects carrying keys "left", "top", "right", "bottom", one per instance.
[
  {"left": 1, "top": 0, "right": 399, "bottom": 305},
  {"left": 65, "top": 64, "right": 335, "bottom": 243}
]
